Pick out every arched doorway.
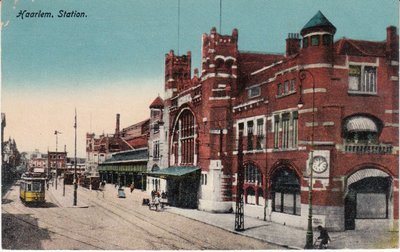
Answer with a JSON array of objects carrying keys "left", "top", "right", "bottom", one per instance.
[
  {"left": 344, "top": 168, "right": 391, "bottom": 230},
  {"left": 271, "top": 168, "right": 301, "bottom": 216}
]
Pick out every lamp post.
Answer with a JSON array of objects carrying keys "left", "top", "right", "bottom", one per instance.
[
  {"left": 54, "top": 130, "right": 62, "bottom": 190},
  {"left": 298, "top": 69, "right": 315, "bottom": 249}
]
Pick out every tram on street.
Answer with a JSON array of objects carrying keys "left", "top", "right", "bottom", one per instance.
[
  {"left": 79, "top": 174, "right": 100, "bottom": 190},
  {"left": 20, "top": 172, "right": 47, "bottom": 204}
]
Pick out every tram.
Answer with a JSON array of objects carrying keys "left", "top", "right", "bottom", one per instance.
[
  {"left": 20, "top": 172, "right": 47, "bottom": 204},
  {"left": 79, "top": 174, "right": 100, "bottom": 190}
]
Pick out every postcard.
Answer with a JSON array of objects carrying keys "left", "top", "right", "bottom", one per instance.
[{"left": 1, "top": 0, "right": 399, "bottom": 250}]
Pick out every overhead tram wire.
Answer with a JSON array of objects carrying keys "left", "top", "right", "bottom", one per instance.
[
  {"left": 177, "top": 0, "right": 180, "bottom": 56},
  {"left": 219, "top": 0, "right": 222, "bottom": 33}
]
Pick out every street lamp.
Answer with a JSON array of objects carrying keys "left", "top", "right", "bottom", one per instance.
[{"left": 298, "top": 69, "right": 315, "bottom": 249}]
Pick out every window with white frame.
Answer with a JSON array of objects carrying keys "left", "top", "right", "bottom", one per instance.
[
  {"left": 248, "top": 86, "right": 261, "bottom": 98},
  {"left": 247, "top": 121, "right": 254, "bottom": 150},
  {"left": 171, "top": 110, "right": 196, "bottom": 165},
  {"left": 244, "top": 163, "right": 261, "bottom": 185},
  {"left": 153, "top": 140, "right": 160, "bottom": 160},
  {"left": 277, "top": 79, "right": 296, "bottom": 97},
  {"left": 348, "top": 65, "right": 377, "bottom": 94},
  {"left": 274, "top": 115, "right": 280, "bottom": 149},
  {"left": 256, "top": 119, "right": 264, "bottom": 150},
  {"left": 274, "top": 111, "right": 299, "bottom": 150}
]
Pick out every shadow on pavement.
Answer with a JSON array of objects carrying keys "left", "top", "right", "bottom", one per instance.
[
  {"left": 2, "top": 213, "right": 51, "bottom": 249},
  {"left": 23, "top": 201, "right": 59, "bottom": 208},
  {"left": 244, "top": 223, "right": 271, "bottom": 231},
  {"left": 1, "top": 198, "right": 13, "bottom": 204}
]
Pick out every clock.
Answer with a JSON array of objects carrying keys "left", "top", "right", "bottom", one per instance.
[{"left": 312, "top": 156, "right": 328, "bottom": 173}]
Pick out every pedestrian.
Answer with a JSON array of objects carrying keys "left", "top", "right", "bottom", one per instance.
[
  {"left": 130, "top": 183, "right": 134, "bottom": 193},
  {"left": 154, "top": 194, "right": 160, "bottom": 211},
  {"left": 151, "top": 190, "right": 155, "bottom": 199},
  {"left": 46, "top": 181, "right": 49, "bottom": 190},
  {"left": 317, "top": 225, "right": 331, "bottom": 249}
]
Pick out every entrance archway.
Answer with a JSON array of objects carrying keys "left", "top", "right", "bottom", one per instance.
[
  {"left": 344, "top": 168, "right": 391, "bottom": 230},
  {"left": 271, "top": 167, "right": 301, "bottom": 216}
]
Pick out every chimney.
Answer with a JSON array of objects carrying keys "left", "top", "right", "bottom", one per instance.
[
  {"left": 115, "top": 113, "right": 120, "bottom": 137},
  {"left": 286, "top": 33, "right": 301, "bottom": 57},
  {"left": 386, "top": 26, "right": 398, "bottom": 61}
]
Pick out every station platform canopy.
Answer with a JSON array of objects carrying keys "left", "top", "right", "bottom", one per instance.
[{"left": 146, "top": 166, "right": 200, "bottom": 178}]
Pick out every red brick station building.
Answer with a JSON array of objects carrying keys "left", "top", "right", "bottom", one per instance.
[{"left": 145, "top": 11, "right": 399, "bottom": 231}]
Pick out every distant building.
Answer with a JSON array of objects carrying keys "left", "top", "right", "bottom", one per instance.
[
  {"left": 88, "top": 114, "right": 150, "bottom": 188},
  {"left": 47, "top": 151, "right": 67, "bottom": 177},
  {"left": 65, "top": 157, "right": 86, "bottom": 175},
  {"left": 86, "top": 114, "right": 133, "bottom": 174}
]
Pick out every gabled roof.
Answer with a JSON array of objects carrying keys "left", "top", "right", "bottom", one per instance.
[
  {"left": 335, "top": 38, "right": 386, "bottom": 57},
  {"left": 103, "top": 148, "right": 148, "bottom": 163},
  {"left": 126, "top": 135, "right": 148, "bottom": 149},
  {"left": 301, "top": 11, "right": 336, "bottom": 35},
  {"left": 149, "top": 96, "right": 164, "bottom": 109}
]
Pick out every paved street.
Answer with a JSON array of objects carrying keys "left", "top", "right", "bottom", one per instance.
[{"left": 2, "top": 180, "right": 282, "bottom": 250}]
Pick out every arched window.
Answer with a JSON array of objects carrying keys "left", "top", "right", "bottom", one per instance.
[
  {"left": 257, "top": 188, "right": 264, "bottom": 206},
  {"left": 172, "top": 110, "right": 196, "bottom": 165},
  {"left": 244, "top": 163, "right": 261, "bottom": 185},
  {"left": 246, "top": 187, "right": 256, "bottom": 205},
  {"left": 271, "top": 168, "right": 301, "bottom": 215}
]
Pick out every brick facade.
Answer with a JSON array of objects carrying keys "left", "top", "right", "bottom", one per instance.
[{"left": 149, "top": 11, "right": 398, "bottom": 231}]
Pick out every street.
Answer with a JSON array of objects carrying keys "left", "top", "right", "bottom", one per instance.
[{"left": 2, "top": 181, "right": 282, "bottom": 250}]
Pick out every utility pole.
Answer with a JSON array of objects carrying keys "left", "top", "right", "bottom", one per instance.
[
  {"left": 234, "top": 123, "right": 244, "bottom": 231},
  {"left": 54, "top": 130, "right": 62, "bottom": 190},
  {"left": 73, "top": 108, "right": 78, "bottom": 206}
]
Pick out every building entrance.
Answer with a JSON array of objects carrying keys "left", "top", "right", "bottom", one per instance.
[{"left": 345, "top": 174, "right": 391, "bottom": 230}]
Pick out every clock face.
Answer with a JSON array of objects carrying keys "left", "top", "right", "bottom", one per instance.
[{"left": 312, "top": 156, "right": 328, "bottom": 173}]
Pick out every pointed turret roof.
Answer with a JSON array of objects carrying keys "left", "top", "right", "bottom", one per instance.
[
  {"left": 301, "top": 11, "right": 336, "bottom": 35},
  {"left": 149, "top": 96, "right": 164, "bottom": 109}
]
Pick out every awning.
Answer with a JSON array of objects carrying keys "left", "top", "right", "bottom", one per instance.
[
  {"left": 147, "top": 166, "right": 200, "bottom": 177},
  {"left": 98, "top": 163, "right": 147, "bottom": 173},
  {"left": 346, "top": 116, "right": 378, "bottom": 132}
]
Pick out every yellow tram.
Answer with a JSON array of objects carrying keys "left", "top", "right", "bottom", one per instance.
[{"left": 20, "top": 172, "right": 46, "bottom": 204}]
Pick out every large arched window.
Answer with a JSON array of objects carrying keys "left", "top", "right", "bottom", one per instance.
[
  {"left": 172, "top": 109, "right": 196, "bottom": 165},
  {"left": 271, "top": 168, "right": 301, "bottom": 215}
]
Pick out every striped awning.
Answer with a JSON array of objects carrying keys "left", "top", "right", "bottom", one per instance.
[{"left": 346, "top": 116, "right": 378, "bottom": 132}]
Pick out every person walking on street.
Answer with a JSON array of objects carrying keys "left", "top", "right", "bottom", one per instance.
[
  {"left": 130, "top": 183, "right": 134, "bottom": 193},
  {"left": 154, "top": 194, "right": 160, "bottom": 211}
]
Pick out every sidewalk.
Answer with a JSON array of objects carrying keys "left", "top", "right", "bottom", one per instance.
[{"left": 166, "top": 205, "right": 398, "bottom": 250}]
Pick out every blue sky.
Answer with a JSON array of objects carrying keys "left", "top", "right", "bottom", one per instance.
[{"left": 1, "top": 0, "right": 398, "bottom": 157}]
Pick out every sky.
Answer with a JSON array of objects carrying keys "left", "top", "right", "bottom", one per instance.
[{"left": 1, "top": 0, "right": 398, "bottom": 158}]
